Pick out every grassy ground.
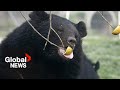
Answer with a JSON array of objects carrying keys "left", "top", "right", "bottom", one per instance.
[{"left": 82, "top": 30, "right": 120, "bottom": 79}]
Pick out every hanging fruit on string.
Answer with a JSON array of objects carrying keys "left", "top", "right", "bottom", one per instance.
[
  {"left": 112, "top": 25, "right": 120, "bottom": 35},
  {"left": 64, "top": 46, "right": 73, "bottom": 55}
]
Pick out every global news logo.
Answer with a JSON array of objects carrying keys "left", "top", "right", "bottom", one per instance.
[{"left": 4, "top": 53, "right": 31, "bottom": 68}]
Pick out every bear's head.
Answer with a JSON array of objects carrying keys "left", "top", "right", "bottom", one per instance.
[{"left": 29, "top": 11, "right": 87, "bottom": 61}]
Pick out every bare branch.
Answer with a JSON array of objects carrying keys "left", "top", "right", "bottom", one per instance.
[{"left": 19, "top": 11, "right": 61, "bottom": 48}]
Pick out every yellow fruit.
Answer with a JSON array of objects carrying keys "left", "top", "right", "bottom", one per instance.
[
  {"left": 112, "top": 25, "right": 120, "bottom": 35},
  {"left": 64, "top": 46, "right": 73, "bottom": 55}
]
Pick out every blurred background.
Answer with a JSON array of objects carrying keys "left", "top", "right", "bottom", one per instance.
[{"left": 0, "top": 11, "right": 120, "bottom": 79}]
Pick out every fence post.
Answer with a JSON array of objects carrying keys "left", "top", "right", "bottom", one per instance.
[{"left": 66, "top": 11, "right": 70, "bottom": 20}]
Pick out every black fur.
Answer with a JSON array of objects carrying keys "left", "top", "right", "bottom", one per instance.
[{"left": 0, "top": 11, "right": 100, "bottom": 79}]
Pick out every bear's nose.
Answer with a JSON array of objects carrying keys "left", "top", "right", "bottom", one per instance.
[{"left": 67, "top": 37, "right": 76, "bottom": 48}]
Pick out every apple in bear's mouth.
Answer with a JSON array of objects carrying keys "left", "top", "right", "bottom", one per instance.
[{"left": 58, "top": 46, "right": 74, "bottom": 60}]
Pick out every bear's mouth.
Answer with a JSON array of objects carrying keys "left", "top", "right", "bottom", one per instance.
[{"left": 58, "top": 46, "right": 74, "bottom": 60}]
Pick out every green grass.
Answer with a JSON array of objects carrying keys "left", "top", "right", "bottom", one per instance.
[{"left": 82, "top": 31, "right": 120, "bottom": 79}]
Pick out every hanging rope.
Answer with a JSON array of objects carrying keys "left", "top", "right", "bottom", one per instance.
[
  {"left": 43, "top": 11, "right": 64, "bottom": 50},
  {"left": 97, "top": 11, "right": 114, "bottom": 29},
  {"left": 19, "top": 11, "right": 62, "bottom": 49}
]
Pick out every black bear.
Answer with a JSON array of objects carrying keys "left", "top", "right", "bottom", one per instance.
[{"left": 0, "top": 11, "right": 100, "bottom": 79}]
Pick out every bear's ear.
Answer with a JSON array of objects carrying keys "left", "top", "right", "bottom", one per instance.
[
  {"left": 75, "top": 21, "right": 87, "bottom": 37},
  {"left": 29, "top": 11, "right": 49, "bottom": 22}
]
